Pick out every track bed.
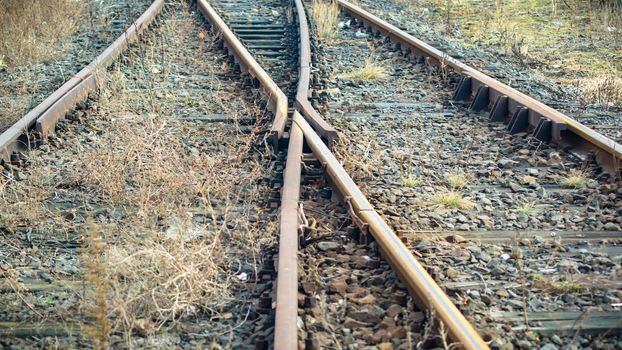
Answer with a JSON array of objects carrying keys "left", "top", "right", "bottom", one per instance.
[
  {"left": 0, "top": 0, "right": 152, "bottom": 134},
  {"left": 313, "top": 15, "right": 622, "bottom": 349},
  {"left": 0, "top": 2, "right": 280, "bottom": 348},
  {"left": 297, "top": 156, "right": 421, "bottom": 349},
  {"left": 1, "top": 0, "right": 621, "bottom": 348}
]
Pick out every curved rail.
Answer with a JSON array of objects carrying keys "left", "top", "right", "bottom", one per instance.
[
  {"left": 337, "top": 0, "right": 622, "bottom": 172},
  {"left": 195, "top": 1, "right": 303, "bottom": 348},
  {"left": 197, "top": 0, "right": 288, "bottom": 149},
  {"left": 273, "top": 1, "right": 342, "bottom": 346},
  {"left": 272, "top": 1, "right": 313, "bottom": 348},
  {"left": 293, "top": 0, "right": 338, "bottom": 146},
  {"left": 277, "top": 0, "right": 490, "bottom": 349},
  {"left": 0, "top": 0, "right": 165, "bottom": 161}
]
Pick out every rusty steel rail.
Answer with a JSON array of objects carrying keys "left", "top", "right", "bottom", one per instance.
[
  {"left": 273, "top": 112, "right": 304, "bottom": 350},
  {"left": 196, "top": 1, "right": 302, "bottom": 347},
  {"left": 0, "top": 0, "right": 165, "bottom": 161},
  {"left": 291, "top": 112, "right": 489, "bottom": 349},
  {"left": 273, "top": 1, "right": 315, "bottom": 348},
  {"left": 293, "top": 0, "right": 338, "bottom": 146},
  {"left": 338, "top": 0, "right": 622, "bottom": 172},
  {"left": 277, "top": 1, "right": 490, "bottom": 348},
  {"left": 197, "top": 0, "right": 288, "bottom": 149},
  {"left": 187, "top": 0, "right": 491, "bottom": 348}
]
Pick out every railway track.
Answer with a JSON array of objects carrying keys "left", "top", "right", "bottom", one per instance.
[
  {"left": 0, "top": 0, "right": 153, "bottom": 135},
  {"left": 1, "top": 1, "right": 283, "bottom": 348},
  {"left": 310, "top": 2, "right": 622, "bottom": 348},
  {"left": 0, "top": 0, "right": 620, "bottom": 349}
]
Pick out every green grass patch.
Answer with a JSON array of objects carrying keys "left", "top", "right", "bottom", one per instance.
[
  {"left": 402, "top": 176, "right": 421, "bottom": 188},
  {"left": 516, "top": 202, "right": 537, "bottom": 215},
  {"left": 561, "top": 170, "right": 587, "bottom": 189},
  {"left": 429, "top": 191, "right": 474, "bottom": 210},
  {"left": 340, "top": 60, "right": 387, "bottom": 80},
  {"left": 445, "top": 172, "right": 468, "bottom": 189}
]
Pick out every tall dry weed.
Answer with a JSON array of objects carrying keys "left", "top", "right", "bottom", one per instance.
[
  {"left": 0, "top": 159, "right": 52, "bottom": 231},
  {"left": 68, "top": 78, "right": 275, "bottom": 341},
  {"left": 311, "top": 0, "right": 340, "bottom": 43},
  {"left": 0, "top": 6, "right": 278, "bottom": 345},
  {"left": 69, "top": 109, "right": 275, "bottom": 341},
  {"left": 75, "top": 116, "right": 208, "bottom": 227},
  {"left": 577, "top": 75, "right": 622, "bottom": 106},
  {"left": 0, "top": 0, "right": 85, "bottom": 66}
]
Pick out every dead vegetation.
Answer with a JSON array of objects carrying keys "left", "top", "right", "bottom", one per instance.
[
  {"left": 0, "top": 160, "right": 52, "bottom": 231},
  {"left": 69, "top": 30, "right": 275, "bottom": 344},
  {"left": 560, "top": 169, "right": 588, "bottom": 188},
  {"left": 76, "top": 115, "right": 212, "bottom": 225},
  {"left": 0, "top": 94, "right": 274, "bottom": 347},
  {"left": 0, "top": 6, "right": 277, "bottom": 346},
  {"left": 339, "top": 59, "right": 388, "bottom": 80},
  {"left": 67, "top": 109, "right": 272, "bottom": 345},
  {"left": 82, "top": 219, "right": 111, "bottom": 350},
  {"left": 333, "top": 135, "right": 384, "bottom": 181},
  {"left": 444, "top": 171, "right": 468, "bottom": 189},
  {"left": 428, "top": 190, "right": 474, "bottom": 210},
  {"left": 404, "top": 0, "right": 621, "bottom": 106},
  {"left": 0, "top": 0, "right": 85, "bottom": 67},
  {"left": 311, "top": 0, "right": 339, "bottom": 43},
  {"left": 576, "top": 75, "right": 622, "bottom": 106},
  {"left": 530, "top": 274, "right": 586, "bottom": 294}
]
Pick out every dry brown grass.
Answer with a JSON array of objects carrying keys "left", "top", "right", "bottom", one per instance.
[
  {"left": 428, "top": 190, "right": 474, "bottom": 210},
  {"left": 0, "top": 0, "right": 85, "bottom": 67},
  {"left": 589, "top": 0, "right": 622, "bottom": 29},
  {"left": 530, "top": 274, "right": 586, "bottom": 294},
  {"left": 333, "top": 134, "right": 384, "bottom": 181},
  {"left": 560, "top": 169, "right": 588, "bottom": 188},
  {"left": 576, "top": 75, "right": 622, "bottom": 106},
  {"left": 311, "top": 0, "right": 340, "bottom": 43},
  {"left": 102, "top": 225, "right": 231, "bottom": 336},
  {"left": 82, "top": 219, "right": 111, "bottom": 350},
  {"left": 0, "top": 7, "right": 278, "bottom": 346},
  {"left": 71, "top": 110, "right": 274, "bottom": 344},
  {"left": 70, "top": 8, "right": 278, "bottom": 342},
  {"left": 72, "top": 83, "right": 273, "bottom": 344},
  {"left": 0, "top": 160, "right": 52, "bottom": 231},
  {"left": 444, "top": 171, "right": 468, "bottom": 189},
  {"left": 339, "top": 59, "right": 388, "bottom": 80},
  {"left": 75, "top": 116, "right": 212, "bottom": 226}
]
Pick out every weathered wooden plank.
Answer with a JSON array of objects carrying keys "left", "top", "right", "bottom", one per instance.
[
  {"left": 0, "top": 322, "right": 80, "bottom": 337},
  {"left": 0, "top": 279, "right": 82, "bottom": 293},
  {"left": 443, "top": 280, "right": 519, "bottom": 291},
  {"left": 409, "top": 230, "right": 622, "bottom": 243},
  {"left": 492, "top": 311, "right": 622, "bottom": 335}
]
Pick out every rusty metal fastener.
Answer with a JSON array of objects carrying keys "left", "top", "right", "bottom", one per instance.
[{"left": 305, "top": 332, "right": 320, "bottom": 350}]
